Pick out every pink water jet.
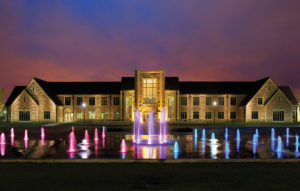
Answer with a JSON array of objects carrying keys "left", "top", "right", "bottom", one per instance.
[
  {"left": 102, "top": 126, "right": 106, "bottom": 138},
  {"left": 94, "top": 139, "right": 99, "bottom": 157},
  {"left": 121, "top": 139, "right": 127, "bottom": 153},
  {"left": 68, "top": 132, "right": 76, "bottom": 153},
  {"left": 102, "top": 138, "right": 106, "bottom": 149},
  {"left": 72, "top": 127, "right": 75, "bottom": 133},
  {"left": 84, "top": 129, "right": 89, "bottom": 145},
  {"left": 41, "top": 127, "right": 45, "bottom": 138},
  {"left": 10, "top": 128, "right": 14, "bottom": 137},
  {"left": 0, "top": 143, "right": 5, "bottom": 156},
  {"left": 0, "top": 133, "right": 6, "bottom": 145},
  {"left": 94, "top": 128, "right": 99, "bottom": 141},
  {"left": 24, "top": 129, "right": 28, "bottom": 141}
]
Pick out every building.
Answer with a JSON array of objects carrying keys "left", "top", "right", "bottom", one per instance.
[
  {"left": 0, "top": 88, "right": 4, "bottom": 112},
  {"left": 5, "top": 70, "right": 299, "bottom": 123}
]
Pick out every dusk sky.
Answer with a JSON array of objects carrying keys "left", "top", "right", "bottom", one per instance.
[{"left": 1, "top": 0, "right": 300, "bottom": 99}]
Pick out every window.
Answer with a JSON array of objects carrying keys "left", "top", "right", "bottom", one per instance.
[
  {"left": 113, "top": 97, "right": 120, "bottom": 105},
  {"left": 101, "top": 97, "right": 107, "bottom": 106},
  {"left": 23, "top": 95, "right": 26, "bottom": 102},
  {"left": 258, "top": 98, "right": 263, "bottom": 105},
  {"left": 76, "top": 112, "right": 83, "bottom": 119},
  {"left": 181, "top": 97, "right": 187, "bottom": 106},
  {"left": 206, "top": 97, "right": 212, "bottom": 105},
  {"left": 89, "top": 97, "right": 95, "bottom": 106},
  {"left": 273, "top": 111, "right": 284, "bottom": 121},
  {"left": 44, "top": 111, "right": 50, "bottom": 119},
  {"left": 230, "top": 97, "right": 236, "bottom": 105},
  {"left": 114, "top": 112, "right": 120, "bottom": 120},
  {"left": 193, "top": 97, "right": 199, "bottom": 106},
  {"left": 252, "top": 111, "right": 258, "bottom": 119},
  {"left": 218, "top": 97, "right": 224, "bottom": 106},
  {"left": 77, "top": 97, "right": 83, "bottom": 106},
  {"left": 218, "top": 112, "right": 224, "bottom": 119},
  {"left": 89, "top": 111, "right": 95, "bottom": 119},
  {"left": 230, "top": 112, "right": 236, "bottom": 119},
  {"left": 205, "top": 112, "right": 212, "bottom": 119},
  {"left": 143, "top": 79, "right": 156, "bottom": 104},
  {"left": 65, "top": 97, "right": 71, "bottom": 105},
  {"left": 101, "top": 112, "right": 107, "bottom": 120},
  {"left": 193, "top": 111, "right": 199, "bottom": 119},
  {"left": 277, "top": 96, "right": 281, "bottom": 103},
  {"left": 180, "top": 112, "right": 187, "bottom": 120},
  {"left": 32, "top": 84, "right": 35, "bottom": 92},
  {"left": 268, "top": 85, "right": 271, "bottom": 91},
  {"left": 19, "top": 111, "right": 30, "bottom": 121},
  {"left": 168, "top": 96, "right": 175, "bottom": 107},
  {"left": 292, "top": 111, "right": 296, "bottom": 120}
]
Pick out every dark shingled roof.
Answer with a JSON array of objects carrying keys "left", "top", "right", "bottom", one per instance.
[
  {"left": 119, "top": 77, "right": 180, "bottom": 90},
  {"left": 279, "top": 86, "right": 298, "bottom": 105},
  {"left": 179, "top": 77, "right": 269, "bottom": 106},
  {"left": 121, "top": 77, "right": 134, "bottom": 90},
  {"left": 5, "top": 86, "right": 26, "bottom": 106}
]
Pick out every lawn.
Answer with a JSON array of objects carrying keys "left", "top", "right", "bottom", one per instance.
[{"left": 0, "top": 161, "right": 300, "bottom": 191}]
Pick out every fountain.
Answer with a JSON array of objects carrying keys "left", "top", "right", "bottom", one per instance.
[
  {"left": 147, "top": 110, "right": 155, "bottom": 145},
  {"left": 10, "top": 128, "right": 14, "bottom": 146},
  {"left": 102, "top": 126, "right": 106, "bottom": 138},
  {"left": 255, "top": 129, "right": 259, "bottom": 137},
  {"left": 286, "top": 128, "right": 289, "bottom": 147},
  {"left": 68, "top": 131, "right": 76, "bottom": 153},
  {"left": 120, "top": 139, "right": 127, "bottom": 153},
  {"left": 277, "top": 136, "right": 283, "bottom": 159},
  {"left": 84, "top": 129, "right": 89, "bottom": 145},
  {"left": 194, "top": 128, "right": 198, "bottom": 152},
  {"left": 132, "top": 109, "right": 168, "bottom": 145},
  {"left": 72, "top": 127, "right": 75, "bottom": 132},
  {"left": 225, "top": 141, "right": 230, "bottom": 159},
  {"left": 173, "top": 141, "right": 179, "bottom": 159},
  {"left": 0, "top": 133, "right": 5, "bottom": 145},
  {"left": 236, "top": 129, "right": 240, "bottom": 152},
  {"left": 211, "top": 132, "right": 216, "bottom": 140},
  {"left": 0, "top": 133, "right": 5, "bottom": 157},
  {"left": 271, "top": 128, "right": 275, "bottom": 140},
  {"left": 24, "top": 129, "right": 28, "bottom": 149},
  {"left": 41, "top": 127, "right": 45, "bottom": 145},
  {"left": 10, "top": 128, "right": 14, "bottom": 137},
  {"left": 225, "top": 127, "right": 228, "bottom": 141},
  {"left": 295, "top": 135, "right": 299, "bottom": 157},
  {"left": 252, "top": 134, "right": 258, "bottom": 154},
  {"left": 202, "top": 129, "right": 206, "bottom": 141},
  {"left": 94, "top": 128, "right": 99, "bottom": 141}
]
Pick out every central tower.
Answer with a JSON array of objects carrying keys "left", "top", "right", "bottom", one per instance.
[{"left": 134, "top": 70, "right": 165, "bottom": 121}]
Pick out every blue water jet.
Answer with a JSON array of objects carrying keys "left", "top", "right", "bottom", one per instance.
[
  {"left": 255, "top": 129, "right": 259, "bottom": 137},
  {"left": 225, "top": 141, "right": 230, "bottom": 159},
  {"left": 202, "top": 129, "right": 206, "bottom": 141},
  {"left": 225, "top": 128, "right": 228, "bottom": 141},
  {"left": 236, "top": 129, "right": 240, "bottom": 152},
  {"left": 173, "top": 141, "right": 179, "bottom": 159},
  {"left": 271, "top": 128, "right": 275, "bottom": 141},
  {"left": 252, "top": 134, "right": 258, "bottom": 154},
  {"left": 211, "top": 132, "right": 215, "bottom": 140},
  {"left": 286, "top": 128, "right": 289, "bottom": 147},
  {"left": 277, "top": 136, "right": 283, "bottom": 159},
  {"left": 295, "top": 135, "right": 299, "bottom": 157},
  {"left": 194, "top": 129, "right": 198, "bottom": 152}
]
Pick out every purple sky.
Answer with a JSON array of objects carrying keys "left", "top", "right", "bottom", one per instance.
[{"left": 0, "top": 0, "right": 299, "bottom": 100}]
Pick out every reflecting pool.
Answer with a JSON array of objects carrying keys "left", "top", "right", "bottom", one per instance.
[{"left": 0, "top": 126, "right": 299, "bottom": 160}]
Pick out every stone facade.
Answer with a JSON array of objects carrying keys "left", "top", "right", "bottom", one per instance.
[{"left": 5, "top": 70, "right": 299, "bottom": 123}]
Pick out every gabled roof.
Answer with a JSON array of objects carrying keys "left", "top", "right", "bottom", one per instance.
[
  {"left": 179, "top": 77, "right": 269, "bottom": 106},
  {"left": 279, "top": 86, "right": 298, "bottom": 105},
  {"left": 5, "top": 86, "right": 26, "bottom": 106}
]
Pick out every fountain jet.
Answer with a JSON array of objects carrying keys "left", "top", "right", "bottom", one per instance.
[
  {"left": 277, "top": 136, "right": 283, "bottom": 159},
  {"left": 94, "top": 128, "right": 99, "bottom": 141},
  {"left": 121, "top": 139, "right": 127, "bottom": 153},
  {"left": 68, "top": 131, "right": 76, "bottom": 153},
  {"left": 236, "top": 129, "right": 240, "bottom": 152},
  {"left": 147, "top": 110, "right": 154, "bottom": 145},
  {"left": 84, "top": 129, "right": 89, "bottom": 145},
  {"left": 286, "top": 128, "right": 289, "bottom": 147}
]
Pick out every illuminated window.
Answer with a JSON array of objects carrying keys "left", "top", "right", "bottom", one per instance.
[
  {"left": 101, "top": 112, "right": 107, "bottom": 120},
  {"left": 76, "top": 112, "right": 83, "bottom": 119},
  {"left": 114, "top": 112, "right": 120, "bottom": 120},
  {"left": 143, "top": 79, "right": 156, "bottom": 104},
  {"left": 168, "top": 96, "right": 174, "bottom": 107},
  {"left": 89, "top": 111, "right": 95, "bottom": 119}
]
